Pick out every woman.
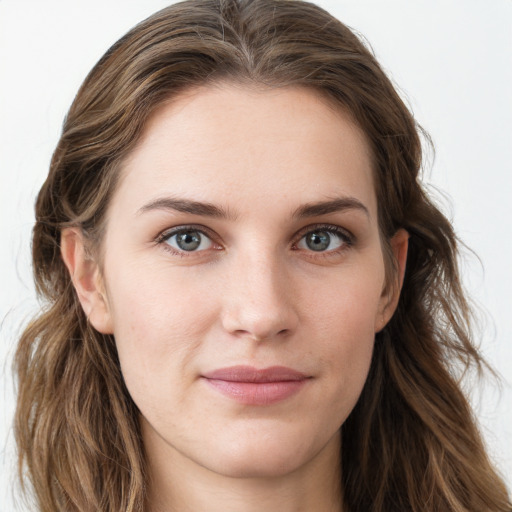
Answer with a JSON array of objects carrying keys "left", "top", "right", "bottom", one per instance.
[{"left": 14, "top": 0, "right": 511, "bottom": 510}]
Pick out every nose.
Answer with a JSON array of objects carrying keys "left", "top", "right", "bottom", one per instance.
[{"left": 221, "top": 252, "right": 299, "bottom": 342}]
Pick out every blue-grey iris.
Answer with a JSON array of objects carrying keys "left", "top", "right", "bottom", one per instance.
[
  {"left": 305, "top": 231, "right": 330, "bottom": 251},
  {"left": 176, "top": 231, "right": 202, "bottom": 251}
]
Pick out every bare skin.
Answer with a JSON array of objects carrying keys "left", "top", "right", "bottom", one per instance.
[{"left": 61, "top": 83, "right": 407, "bottom": 512}]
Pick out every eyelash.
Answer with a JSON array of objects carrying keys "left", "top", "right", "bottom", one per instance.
[
  {"left": 155, "top": 224, "right": 220, "bottom": 257},
  {"left": 294, "top": 224, "right": 354, "bottom": 257},
  {"left": 155, "top": 223, "right": 355, "bottom": 258}
]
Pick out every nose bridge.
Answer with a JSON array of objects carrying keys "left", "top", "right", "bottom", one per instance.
[{"left": 221, "top": 245, "right": 298, "bottom": 341}]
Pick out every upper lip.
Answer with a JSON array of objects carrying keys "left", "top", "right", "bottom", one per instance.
[{"left": 201, "top": 365, "right": 309, "bottom": 383}]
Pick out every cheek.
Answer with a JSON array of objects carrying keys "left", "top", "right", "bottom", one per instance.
[
  {"left": 311, "top": 265, "right": 384, "bottom": 339},
  {"left": 308, "top": 269, "right": 383, "bottom": 410},
  {"left": 107, "top": 255, "right": 214, "bottom": 332},
  {"left": 103, "top": 260, "right": 217, "bottom": 393}
]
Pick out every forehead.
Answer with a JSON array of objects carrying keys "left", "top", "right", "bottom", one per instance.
[{"left": 114, "top": 83, "right": 377, "bottom": 221}]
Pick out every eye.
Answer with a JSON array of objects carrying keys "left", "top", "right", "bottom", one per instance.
[
  {"left": 162, "top": 228, "right": 214, "bottom": 252},
  {"left": 296, "top": 227, "right": 350, "bottom": 252}
]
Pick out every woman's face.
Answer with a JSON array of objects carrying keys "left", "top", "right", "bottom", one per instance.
[{"left": 84, "top": 84, "right": 405, "bottom": 479}]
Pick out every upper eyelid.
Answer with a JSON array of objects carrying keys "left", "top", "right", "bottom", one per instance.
[
  {"left": 293, "top": 223, "right": 354, "bottom": 242},
  {"left": 156, "top": 224, "right": 218, "bottom": 243},
  {"left": 155, "top": 222, "right": 354, "bottom": 248}
]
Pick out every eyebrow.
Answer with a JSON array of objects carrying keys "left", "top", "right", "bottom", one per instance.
[
  {"left": 137, "top": 195, "right": 369, "bottom": 220},
  {"left": 293, "top": 197, "right": 370, "bottom": 219},
  {"left": 137, "top": 197, "right": 237, "bottom": 220}
]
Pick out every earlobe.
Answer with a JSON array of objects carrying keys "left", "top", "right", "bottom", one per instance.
[
  {"left": 60, "top": 228, "right": 113, "bottom": 334},
  {"left": 375, "top": 228, "right": 409, "bottom": 332}
]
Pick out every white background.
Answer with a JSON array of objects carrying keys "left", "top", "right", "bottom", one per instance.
[{"left": 1, "top": 1, "right": 511, "bottom": 509}]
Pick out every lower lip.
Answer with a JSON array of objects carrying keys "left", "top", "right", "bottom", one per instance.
[{"left": 203, "top": 378, "right": 307, "bottom": 405}]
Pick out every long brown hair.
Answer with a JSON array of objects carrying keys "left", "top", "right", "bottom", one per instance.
[{"left": 15, "top": 0, "right": 511, "bottom": 510}]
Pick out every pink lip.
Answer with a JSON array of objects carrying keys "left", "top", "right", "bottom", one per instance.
[{"left": 201, "top": 366, "right": 309, "bottom": 405}]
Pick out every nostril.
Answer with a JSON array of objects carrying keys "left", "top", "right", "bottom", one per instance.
[
  {"left": 221, "top": 282, "right": 299, "bottom": 340},
  {"left": 230, "top": 327, "right": 291, "bottom": 342}
]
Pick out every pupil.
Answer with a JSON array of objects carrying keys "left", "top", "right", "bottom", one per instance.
[
  {"left": 306, "top": 231, "right": 330, "bottom": 251},
  {"left": 176, "top": 231, "right": 201, "bottom": 251}
]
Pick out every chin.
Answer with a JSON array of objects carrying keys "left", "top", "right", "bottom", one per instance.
[
  {"left": 213, "top": 451, "right": 307, "bottom": 479},
  {"left": 202, "top": 428, "right": 340, "bottom": 479}
]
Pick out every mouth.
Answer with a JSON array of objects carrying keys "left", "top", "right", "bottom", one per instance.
[{"left": 201, "top": 365, "right": 310, "bottom": 405}]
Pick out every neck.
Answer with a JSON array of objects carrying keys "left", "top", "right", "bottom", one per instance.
[{"left": 143, "top": 420, "right": 343, "bottom": 512}]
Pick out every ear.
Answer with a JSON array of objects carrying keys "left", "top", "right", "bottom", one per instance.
[
  {"left": 60, "top": 228, "right": 113, "bottom": 334},
  {"left": 375, "top": 228, "right": 409, "bottom": 333}
]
